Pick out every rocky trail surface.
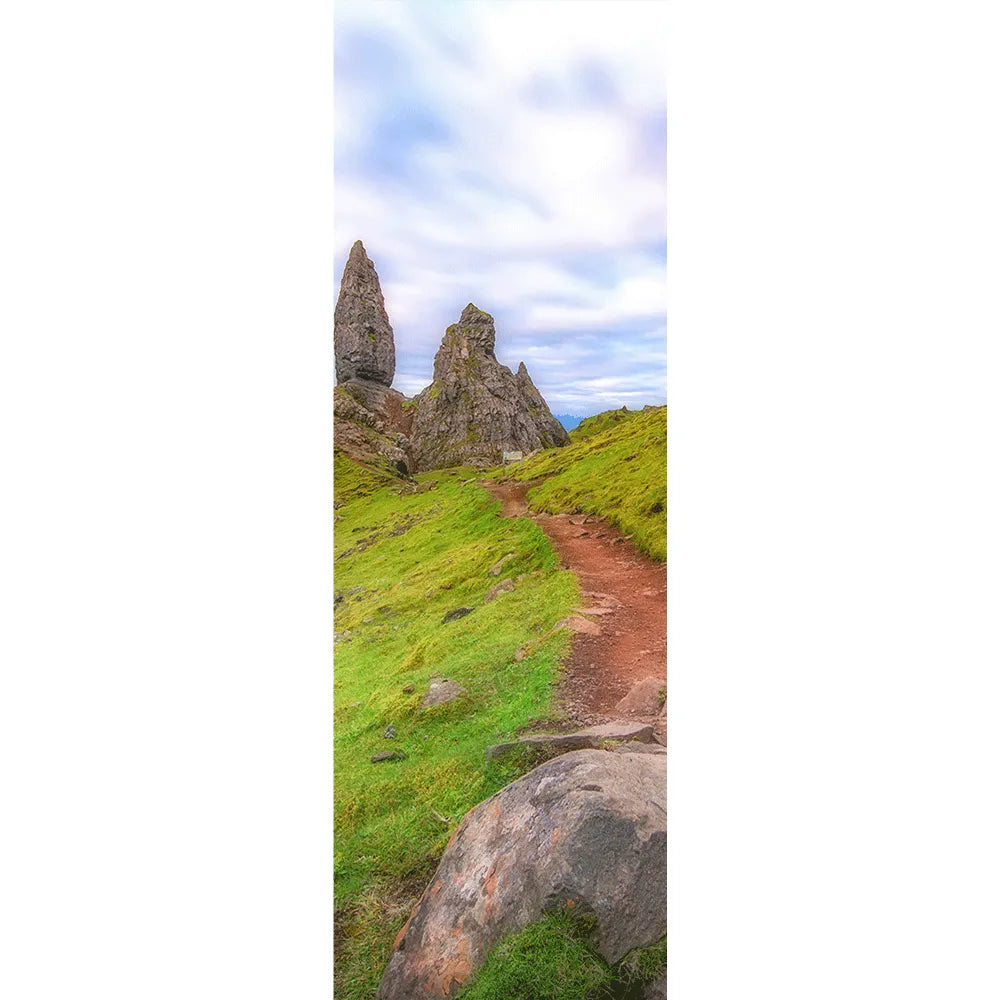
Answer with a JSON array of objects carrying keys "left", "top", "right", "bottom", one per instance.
[{"left": 484, "top": 480, "right": 667, "bottom": 743}]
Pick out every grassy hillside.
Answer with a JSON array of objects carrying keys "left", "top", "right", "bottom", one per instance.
[
  {"left": 493, "top": 406, "right": 667, "bottom": 561},
  {"left": 334, "top": 457, "right": 578, "bottom": 999},
  {"left": 571, "top": 406, "right": 643, "bottom": 440},
  {"left": 333, "top": 449, "right": 396, "bottom": 506}
]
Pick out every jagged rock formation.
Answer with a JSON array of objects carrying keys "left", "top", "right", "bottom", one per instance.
[
  {"left": 408, "top": 304, "right": 569, "bottom": 470},
  {"left": 334, "top": 247, "right": 570, "bottom": 475},
  {"left": 376, "top": 749, "right": 667, "bottom": 999},
  {"left": 335, "top": 240, "right": 395, "bottom": 386},
  {"left": 334, "top": 242, "right": 413, "bottom": 474}
]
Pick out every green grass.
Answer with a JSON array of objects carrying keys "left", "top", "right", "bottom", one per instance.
[
  {"left": 571, "top": 407, "right": 644, "bottom": 440},
  {"left": 454, "top": 911, "right": 610, "bottom": 1000},
  {"left": 454, "top": 910, "right": 667, "bottom": 1000},
  {"left": 334, "top": 458, "right": 579, "bottom": 999},
  {"left": 334, "top": 450, "right": 396, "bottom": 506},
  {"left": 492, "top": 406, "right": 667, "bottom": 561}
]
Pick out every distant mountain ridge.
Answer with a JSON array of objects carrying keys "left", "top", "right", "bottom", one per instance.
[{"left": 554, "top": 414, "right": 584, "bottom": 431}]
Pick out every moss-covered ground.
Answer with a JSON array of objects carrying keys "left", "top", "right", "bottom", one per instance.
[
  {"left": 492, "top": 406, "right": 667, "bottom": 561},
  {"left": 333, "top": 453, "right": 579, "bottom": 999}
]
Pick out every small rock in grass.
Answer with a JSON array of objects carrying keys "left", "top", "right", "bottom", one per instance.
[
  {"left": 488, "top": 553, "right": 515, "bottom": 577},
  {"left": 422, "top": 678, "right": 466, "bottom": 707},
  {"left": 362, "top": 617, "right": 375, "bottom": 625},
  {"left": 643, "top": 969, "right": 668, "bottom": 1000},
  {"left": 383, "top": 724, "right": 396, "bottom": 739},
  {"left": 483, "top": 578, "right": 514, "bottom": 603},
  {"left": 402, "top": 683, "right": 415, "bottom": 694},
  {"left": 441, "top": 607, "right": 474, "bottom": 624},
  {"left": 371, "top": 750, "right": 403, "bottom": 763}
]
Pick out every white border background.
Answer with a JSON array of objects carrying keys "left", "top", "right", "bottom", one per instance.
[
  {"left": 1, "top": 3, "right": 333, "bottom": 997},
  {"left": 2, "top": 2, "right": 1000, "bottom": 997},
  {"left": 668, "top": 2, "right": 1000, "bottom": 996}
]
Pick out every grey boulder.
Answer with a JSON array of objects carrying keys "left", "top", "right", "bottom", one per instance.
[{"left": 377, "top": 749, "right": 667, "bottom": 999}]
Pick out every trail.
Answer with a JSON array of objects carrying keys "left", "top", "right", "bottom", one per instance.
[{"left": 484, "top": 480, "right": 666, "bottom": 743}]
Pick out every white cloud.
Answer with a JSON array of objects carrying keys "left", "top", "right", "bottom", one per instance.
[{"left": 334, "top": 0, "right": 667, "bottom": 415}]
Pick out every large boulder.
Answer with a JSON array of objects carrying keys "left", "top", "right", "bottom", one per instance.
[
  {"left": 334, "top": 240, "right": 395, "bottom": 386},
  {"left": 377, "top": 749, "right": 666, "bottom": 999},
  {"left": 408, "top": 304, "right": 570, "bottom": 471}
]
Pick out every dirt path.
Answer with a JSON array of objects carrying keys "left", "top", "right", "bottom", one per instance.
[{"left": 484, "top": 480, "right": 666, "bottom": 741}]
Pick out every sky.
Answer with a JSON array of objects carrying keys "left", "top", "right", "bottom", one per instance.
[{"left": 334, "top": 0, "right": 667, "bottom": 416}]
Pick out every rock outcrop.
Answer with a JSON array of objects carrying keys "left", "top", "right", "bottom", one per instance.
[
  {"left": 485, "top": 720, "right": 655, "bottom": 764},
  {"left": 377, "top": 749, "right": 666, "bottom": 999},
  {"left": 515, "top": 360, "right": 567, "bottom": 444},
  {"left": 333, "top": 242, "right": 414, "bottom": 474},
  {"left": 408, "top": 304, "right": 569, "bottom": 471},
  {"left": 334, "top": 240, "right": 395, "bottom": 386},
  {"left": 333, "top": 380, "right": 413, "bottom": 476},
  {"left": 615, "top": 677, "right": 667, "bottom": 717},
  {"left": 334, "top": 249, "right": 570, "bottom": 475}
]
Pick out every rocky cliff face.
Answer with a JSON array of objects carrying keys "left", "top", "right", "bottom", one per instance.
[
  {"left": 409, "top": 304, "right": 569, "bottom": 471},
  {"left": 334, "top": 240, "right": 395, "bottom": 386},
  {"left": 334, "top": 380, "right": 413, "bottom": 477}
]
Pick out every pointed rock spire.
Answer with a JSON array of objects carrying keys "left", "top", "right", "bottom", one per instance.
[{"left": 334, "top": 240, "right": 395, "bottom": 386}]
